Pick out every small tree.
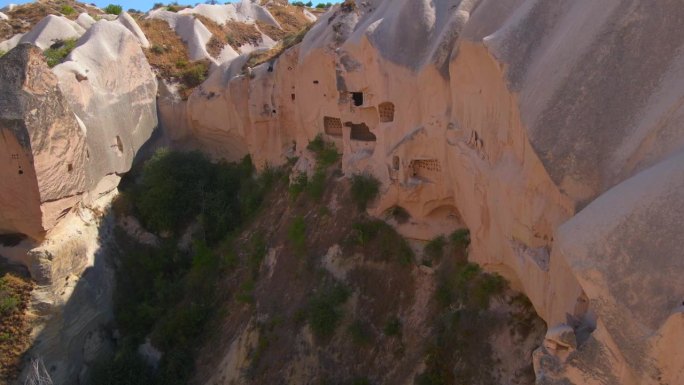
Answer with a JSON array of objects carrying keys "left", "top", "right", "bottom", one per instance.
[{"left": 103, "top": 4, "right": 123, "bottom": 15}]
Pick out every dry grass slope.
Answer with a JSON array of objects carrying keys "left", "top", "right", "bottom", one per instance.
[
  {"left": 0, "top": 270, "right": 33, "bottom": 384},
  {"left": 5, "top": 0, "right": 102, "bottom": 36},
  {"left": 195, "top": 15, "right": 263, "bottom": 58},
  {"left": 137, "top": 18, "right": 209, "bottom": 99}
]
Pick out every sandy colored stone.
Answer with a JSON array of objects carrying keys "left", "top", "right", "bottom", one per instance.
[{"left": 0, "top": 44, "right": 87, "bottom": 241}]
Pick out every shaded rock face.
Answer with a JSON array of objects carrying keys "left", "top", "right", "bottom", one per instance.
[
  {"left": 54, "top": 21, "right": 158, "bottom": 182},
  {"left": 167, "top": 0, "right": 684, "bottom": 384},
  {"left": 0, "top": 44, "right": 87, "bottom": 241}
]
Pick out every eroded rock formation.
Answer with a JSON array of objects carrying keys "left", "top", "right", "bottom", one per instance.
[
  {"left": 0, "top": 44, "right": 87, "bottom": 241},
  {"left": 161, "top": 1, "right": 684, "bottom": 384}
]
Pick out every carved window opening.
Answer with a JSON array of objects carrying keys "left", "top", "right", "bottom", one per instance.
[
  {"left": 291, "top": 93, "right": 295, "bottom": 101},
  {"left": 379, "top": 102, "right": 395, "bottom": 122},
  {"left": 347, "top": 122, "right": 376, "bottom": 142},
  {"left": 351, "top": 92, "right": 364, "bottom": 107},
  {"left": 323, "top": 116, "right": 343, "bottom": 137},
  {"left": 392, "top": 156, "right": 400, "bottom": 170},
  {"left": 115, "top": 136, "right": 124, "bottom": 154},
  {"left": 313, "top": 80, "right": 319, "bottom": 84},
  {"left": 67, "top": 163, "right": 73, "bottom": 172}
]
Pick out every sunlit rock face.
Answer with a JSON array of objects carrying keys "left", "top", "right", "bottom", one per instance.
[
  {"left": 171, "top": 1, "right": 684, "bottom": 384},
  {"left": 0, "top": 44, "right": 88, "bottom": 241}
]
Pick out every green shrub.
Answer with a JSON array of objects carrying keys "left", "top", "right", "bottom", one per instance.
[
  {"left": 471, "top": 273, "right": 506, "bottom": 309},
  {"left": 348, "top": 320, "right": 372, "bottom": 346},
  {"left": 350, "top": 220, "right": 383, "bottom": 246},
  {"left": 60, "top": 5, "right": 76, "bottom": 15},
  {"left": 151, "top": 44, "right": 165, "bottom": 54},
  {"left": 307, "top": 284, "right": 350, "bottom": 339},
  {"left": 350, "top": 174, "right": 380, "bottom": 211},
  {"left": 0, "top": 293, "right": 19, "bottom": 315},
  {"left": 288, "top": 216, "right": 306, "bottom": 255},
  {"left": 90, "top": 349, "right": 153, "bottom": 385},
  {"left": 307, "top": 135, "right": 340, "bottom": 168},
  {"left": 0, "top": 50, "right": 6, "bottom": 58},
  {"left": 384, "top": 205, "right": 410, "bottom": 224},
  {"left": 289, "top": 172, "right": 308, "bottom": 199},
  {"left": 352, "top": 378, "right": 371, "bottom": 385},
  {"left": 247, "top": 232, "right": 267, "bottom": 279},
  {"left": 104, "top": 4, "right": 123, "bottom": 15},
  {"left": 383, "top": 316, "right": 402, "bottom": 337},
  {"left": 306, "top": 169, "right": 327, "bottom": 201},
  {"left": 349, "top": 219, "right": 414, "bottom": 265},
  {"left": 132, "top": 150, "right": 264, "bottom": 244},
  {"left": 424, "top": 235, "right": 446, "bottom": 262},
  {"left": 236, "top": 280, "right": 255, "bottom": 304},
  {"left": 450, "top": 228, "right": 470, "bottom": 249},
  {"left": 43, "top": 38, "right": 77, "bottom": 67},
  {"left": 182, "top": 62, "right": 208, "bottom": 87}
]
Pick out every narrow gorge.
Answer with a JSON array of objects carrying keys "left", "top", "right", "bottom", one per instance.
[{"left": 0, "top": 1, "right": 682, "bottom": 384}]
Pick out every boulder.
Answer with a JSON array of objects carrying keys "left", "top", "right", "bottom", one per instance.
[
  {"left": 116, "top": 11, "right": 150, "bottom": 48},
  {"left": 18, "top": 14, "right": 85, "bottom": 50}
]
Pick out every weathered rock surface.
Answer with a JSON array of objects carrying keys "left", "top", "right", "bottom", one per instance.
[
  {"left": 0, "top": 44, "right": 87, "bottom": 241},
  {"left": 18, "top": 14, "right": 84, "bottom": 50},
  {"left": 166, "top": 1, "right": 684, "bottom": 384},
  {"left": 53, "top": 20, "right": 158, "bottom": 180}
]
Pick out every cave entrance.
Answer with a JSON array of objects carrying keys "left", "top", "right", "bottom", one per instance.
[{"left": 347, "top": 122, "right": 376, "bottom": 142}]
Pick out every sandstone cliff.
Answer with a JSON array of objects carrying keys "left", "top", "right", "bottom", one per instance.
[
  {"left": 159, "top": 1, "right": 684, "bottom": 384},
  {"left": 1, "top": 0, "right": 683, "bottom": 384}
]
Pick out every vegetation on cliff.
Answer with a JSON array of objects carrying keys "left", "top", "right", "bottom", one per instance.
[{"left": 94, "top": 141, "right": 543, "bottom": 385}]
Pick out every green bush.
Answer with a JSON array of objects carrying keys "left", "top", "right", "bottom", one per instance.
[
  {"left": 383, "top": 316, "right": 402, "bottom": 337},
  {"left": 307, "top": 135, "right": 340, "bottom": 168},
  {"left": 0, "top": 293, "right": 19, "bottom": 315},
  {"left": 349, "top": 219, "right": 414, "bottom": 265},
  {"left": 350, "top": 174, "right": 380, "bottom": 211},
  {"left": 247, "top": 232, "right": 267, "bottom": 279},
  {"left": 384, "top": 205, "right": 410, "bottom": 224},
  {"left": 236, "top": 279, "right": 255, "bottom": 304},
  {"left": 348, "top": 320, "right": 372, "bottom": 346},
  {"left": 424, "top": 235, "right": 446, "bottom": 262},
  {"left": 182, "top": 62, "right": 209, "bottom": 87},
  {"left": 450, "top": 228, "right": 470, "bottom": 249},
  {"left": 43, "top": 38, "right": 77, "bottom": 67},
  {"left": 132, "top": 150, "right": 266, "bottom": 244},
  {"left": 289, "top": 172, "right": 308, "bottom": 199},
  {"left": 0, "top": 50, "right": 6, "bottom": 58},
  {"left": 307, "top": 284, "right": 350, "bottom": 339},
  {"left": 60, "top": 5, "right": 76, "bottom": 15},
  {"left": 306, "top": 170, "right": 327, "bottom": 201},
  {"left": 151, "top": 44, "right": 165, "bottom": 54},
  {"left": 288, "top": 216, "right": 306, "bottom": 255},
  {"left": 350, "top": 220, "right": 383, "bottom": 246},
  {"left": 90, "top": 349, "right": 153, "bottom": 385},
  {"left": 104, "top": 4, "right": 123, "bottom": 15}
]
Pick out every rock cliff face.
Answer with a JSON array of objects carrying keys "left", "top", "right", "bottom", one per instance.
[
  {"left": 161, "top": 1, "right": 684, "bottom": 384},
  {"left": 1, "top": 0, "right": 683, "bottom": 384},
  {"left": 0, "top": 9, "right": 157, "bottom": 385},
  {"left": 0, "top": 44, "right": 87, "bottom": 241},
  {"left": 0, "top": 18, "right": 157, "bottom": 243}
]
